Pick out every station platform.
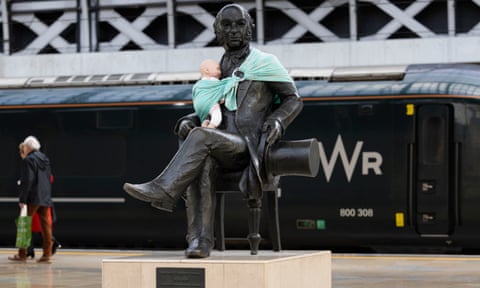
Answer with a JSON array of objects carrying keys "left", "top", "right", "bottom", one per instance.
[{"left": 1, "top": 248, "right": 480, "bottom": 287}]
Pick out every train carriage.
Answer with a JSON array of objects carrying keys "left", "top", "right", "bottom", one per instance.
[{"left": 0, "top": 63, "right": 479, "bottom": 252}]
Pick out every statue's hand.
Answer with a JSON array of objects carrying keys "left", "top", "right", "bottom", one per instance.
[
  {"left": 262, "top": 119, "right": 283, "bottom": 144},
  {"left": 178, "top": 120, "right": 196, "bottom": 139}
]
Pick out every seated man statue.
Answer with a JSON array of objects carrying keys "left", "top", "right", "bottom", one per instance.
[{"left": 123, "top": 3, "right": 303, "bottom": 258}]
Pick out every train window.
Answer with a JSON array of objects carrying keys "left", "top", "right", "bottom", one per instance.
[
  {"left": 422, "top": 116, "right": 445, "bottom": 165},
  {"left": 47, "top": 135, "right": 126, "bottom": 177},
  {"left": 60, "top": 111, "right": 96, "bottom": 130},
  {"left": 358, "top": 104, "right": 374, "bottom": 115},
  {"left": 0, "top": 137, "right": 17, "bottom": 177},
  {"left": 96, "top": 110, "right": 133, "bottom": 129}
]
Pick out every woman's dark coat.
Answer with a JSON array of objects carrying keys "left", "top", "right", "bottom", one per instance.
[{"left": 19, "top": 151, "right": 52, "bottom": 207}]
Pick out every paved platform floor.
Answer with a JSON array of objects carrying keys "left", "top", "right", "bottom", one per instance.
[{"left": 1, "top": 248, "right": 480, "bottom": 287}]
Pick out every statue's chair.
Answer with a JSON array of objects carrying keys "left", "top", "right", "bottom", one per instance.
[
  {"left": 214, "top": 171, "right": 281, "bottom": 252},
  {"left": 213, "top": 138, "right": 320, "bottom": 255}
]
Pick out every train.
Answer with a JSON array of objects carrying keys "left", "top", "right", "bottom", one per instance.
[{"left": 1, "top": 62, "right": 480, "bottom": 253}]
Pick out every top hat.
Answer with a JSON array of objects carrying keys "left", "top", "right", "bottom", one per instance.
[{"left": 266, "top": 138, "right": 320, "bottom": 178}]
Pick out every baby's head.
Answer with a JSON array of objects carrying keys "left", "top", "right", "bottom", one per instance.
[{"left": 200, "top": 59, "right": 221, "bottom": 79}]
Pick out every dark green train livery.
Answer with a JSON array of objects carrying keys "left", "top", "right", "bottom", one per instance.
[{"left": 1, "top": 63, "right": 479, "bottom": 252}]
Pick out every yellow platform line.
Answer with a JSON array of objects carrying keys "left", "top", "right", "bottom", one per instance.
[
  {"left": 0, "top": 249, "right": 144, "bottom": 257},
  {"left": 2, "top": 249, "right": 479, "bottom": 261},
  {"left": 333, "top": 254, "right": 480, "bottom": 261}
]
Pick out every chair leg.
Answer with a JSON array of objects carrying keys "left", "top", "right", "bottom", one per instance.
[
  {"left": 266, "top": 189, "right": 281, "bottom": 251},
  {"left": 214, "top": 192, "right": 225, "bottom": 251},
  {"left": 247, "top": 207, "right": 261, "bottom": 255}
]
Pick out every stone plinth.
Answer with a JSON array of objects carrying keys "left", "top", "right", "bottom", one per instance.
[{"left": 102, "top": 250, "right": 331, "bottom": 288}]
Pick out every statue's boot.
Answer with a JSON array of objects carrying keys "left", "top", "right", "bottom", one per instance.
[
  {"left": 123, "top": 182, "right": 177, "bottom": 212},
  {"left": 185, "top": 156, "right": 216, "bottom": 258},
  {"left": 185, "top": 237, "right": 213, "bottom": 258}
]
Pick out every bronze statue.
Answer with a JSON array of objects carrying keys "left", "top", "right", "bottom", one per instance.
[{"left": 123, "top": 3, "right": 303, "bottom": 258}]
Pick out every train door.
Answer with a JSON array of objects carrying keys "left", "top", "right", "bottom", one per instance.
[{"left": 415, "top": 104, "right": 452, "bottom": 235}]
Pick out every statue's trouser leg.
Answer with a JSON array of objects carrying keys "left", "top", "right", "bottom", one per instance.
[
  {"left": 149, "top": 127, "right": 248, "bottom": 204},
  {"left": 185, "top": 156, "right": 217, "bottom": 258},
  {"left": 185, "top": 186, "right": 201, "bottom": 245}
]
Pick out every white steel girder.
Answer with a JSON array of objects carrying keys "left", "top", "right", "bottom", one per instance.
[{"left": 0, "top": 0, "right": 479, "bottom": 55}]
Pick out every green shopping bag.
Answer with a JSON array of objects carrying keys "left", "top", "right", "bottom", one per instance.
[{"left": 15, "top": 206, "right": 32, "bottom": 248}]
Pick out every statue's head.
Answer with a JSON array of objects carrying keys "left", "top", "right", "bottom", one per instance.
[{"left": 213, "top": 4, "right": 254, "bottom": 51}]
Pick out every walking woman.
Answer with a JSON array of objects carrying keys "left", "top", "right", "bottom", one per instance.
[{"left": 9, "top": 136, "right": 54, "bottom": 263}]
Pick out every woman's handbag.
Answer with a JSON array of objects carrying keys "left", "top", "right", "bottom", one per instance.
[{"left": 15, "top": 205, "right": 32, "bottom": 248}]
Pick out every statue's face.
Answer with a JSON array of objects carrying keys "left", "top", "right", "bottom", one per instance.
[{"left": 218, "top": 6, "right": 250, "bottom": 51}]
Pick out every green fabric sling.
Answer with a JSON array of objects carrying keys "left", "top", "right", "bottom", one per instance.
[{"left": 192, "top": 47, "right": 293, "bottom": 122}]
